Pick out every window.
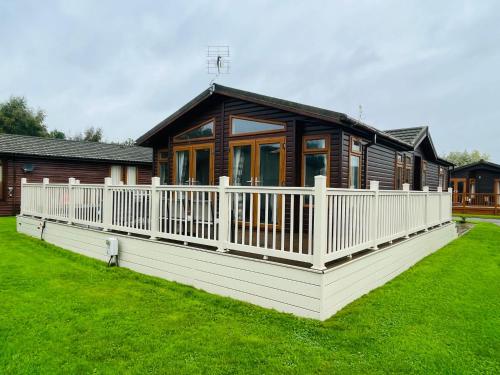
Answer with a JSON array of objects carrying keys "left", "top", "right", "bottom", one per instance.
[
  {"left": 421, "top": 161, "right": 428, "bottom": 188},
  {"left": 0, "top": 160, "right": 4, "bottom": 200},
  {"left": 231, "top": 116, "right": 285, "bottom": 136},
  {"left": 351, "top": 138, "right": 362, "bottom": 154},
  {"left": 302, "top": 135, "right": 329, "bottom": 188},
  {"left": 404, "top": 156, "right": 412, "bottom": 185},
  {"left": 349, "top": 137, "right": 362, "bottom": 189},
  {"left": 469, "top": 178, "right": 476, "bottom": 195},
  {"left": 395, "top": 153, "right": 404, "bottom": 189},
  {"left": 157, "top": 148, "right": 168, "bottom": 184},
  {"left": 110, "top": 165, "right": 122, "bottom": 184},
  {"left": 439, "top": 167, "right": 446, "bottom": 189},
  {"left": 174, "top": 120, "right": 214, "bottom": 142},
  {"left": 126, "top": 166, "right": 137, "bottom": 185}
]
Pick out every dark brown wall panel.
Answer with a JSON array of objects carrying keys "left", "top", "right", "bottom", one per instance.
[
  {"left": 0, "top": 157, "right": 151, "bottom": 216},
  {"left": 366, "top": 144, "right": 396, "bottom": 190}
]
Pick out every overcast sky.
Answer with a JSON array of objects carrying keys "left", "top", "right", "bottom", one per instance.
[{"left": 1, "top": 1, "right": 499, "bottom": 159}]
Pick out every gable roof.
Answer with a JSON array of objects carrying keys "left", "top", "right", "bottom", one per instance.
[
  {"left": 384, "top": 126, "right": 428, "bottom": 147},
  {"left": 136, "top": 84, "right": 411, "bottom": 149},
  {"left": 0, "top": 133, "right": 152, "bottom": 164},
  {"left": 452, "top": 160, "right": 500, "bottom": 173},
  {"left": 384, "top": 126, "right": 453, "bottom": 166}
]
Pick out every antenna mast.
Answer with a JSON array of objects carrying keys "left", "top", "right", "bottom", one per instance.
[{"left": 207, "top": 45, "right": 230, "bottom": 86}]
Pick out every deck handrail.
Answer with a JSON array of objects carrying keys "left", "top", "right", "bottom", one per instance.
[{"left": 19, "top": 177, "right": 453, "bottom": 269}]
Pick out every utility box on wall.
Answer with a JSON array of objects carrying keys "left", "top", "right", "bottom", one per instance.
[{"left": 105, "top": 238, "right": 119, "bottom": 256}]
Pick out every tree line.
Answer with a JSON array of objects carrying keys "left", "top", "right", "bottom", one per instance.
[{"left": 0, "top": 96, "right": 135, "bottom": 145}]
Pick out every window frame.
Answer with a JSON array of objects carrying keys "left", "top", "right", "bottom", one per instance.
[
  {"left": 421, "top": 160, "right": 428, "bottom": 188},
  {"left": 109, "top": 165, "right": 122, "bottom": 185},
  {"left": 173, "top": 118, "right": 215, "bottom": 143},
  {"left": 301, "top": 134, "right": 330, "bottom": 189},
  {"left": 156, "top": 147, "right": 168, "bottom": 184},
  {"left": 439, "top": 166, "right": 446, "bottom": 189},
  {"left": 348, "top": 136, "right": 362, "bottom": 189},
  {"left": 395, "top": 153, "right": 404, "bottom": 189},
  {"left": 469, "top": 177, "right": 476, "bottom": 195},
  {"left": 229, "top": 115, "right": 286, "bottom": 137},
  {"left": 404, "top": 155, "right": 412, "bottom": 185},
  {"left": 126, "top": 166, "right": 137, "bottom": 185}
]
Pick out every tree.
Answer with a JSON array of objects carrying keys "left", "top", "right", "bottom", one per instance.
[
  {"left": 121, "top": 138, "right": 136, "bottom": 146},
  {"left": 443, "top": 150, "right": 490, "bottom": 167},
  {"left": 72, "top": 126, "right": 103, "bottom": 142},
  {"left": 48, "top": 129, "right": 66, "bottom": 139},
  {"left": 0, "top": 96, "right": 48, "bottom": 136}
]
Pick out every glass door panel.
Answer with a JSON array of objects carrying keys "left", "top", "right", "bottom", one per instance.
[
  {"left": 231, "top": 144, "right": 252, "bottom": 186},
  {"left": 230, "top": 143, "right": 253, "bottom": 227},
  {"left": 257, "top": 143, "right": 281, "bottom": 186},
  {"left": 256, "top": 141, "right": 283, "bottom": 225},
  {"left": 193, "top": 148, "right": 211, "bottom": 185},
  {"left": 175, "top": 150, "right": 190, "bottom": 185}
]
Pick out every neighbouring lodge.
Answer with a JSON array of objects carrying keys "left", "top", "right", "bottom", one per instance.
[
  {"left": 0, "top": 133, "right": 152, "bottom": 216},
  {"left": 137, "top": 84, "right": 453, "bottom": 191},
  {"left": 450, "top": 160, "right": 500, "bottom": 215}
]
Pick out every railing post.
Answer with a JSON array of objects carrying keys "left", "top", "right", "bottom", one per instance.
[
  {"left": 150, "top": 177, "right": 160, "bottom": 240},
  {"left": 102, "top": 177, "right": 112, "bottom": 231},
  {"left": 423, "top": 186, "right": 429, "bottom": 231},
  {"left": 370, "top": 180, "right": 379, "bottom": 249},
  {"left": 42, "top": 178, "right": 49, "bottom": 219},
  {"left": 20, "top": 178, "right": 27, "bottom": 215},
  {"left": 68, "top": 178, "right": 75, "bottom": 225},
  {"left": 312, "top": 175, "right": 327, "bottom": 270},
  {"left": 437, "top": 186, "right": 443, "bottom": 225},
  {"left": 217, "top": 176, "right": 230, "bottom": 252},
  {"left": 403, "top": 183, "right": 410, "bottom": 238},
  {"left": 448, "top": 187, "right": 453, "bottom": 220}
]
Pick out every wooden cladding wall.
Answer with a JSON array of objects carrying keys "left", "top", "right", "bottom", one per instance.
[
  {"left": 0, "top": 157, "right": 151, "bottom": 216},
  {"left": 148, "top": 93, "right": 450, "bottom": 191},
  {"left": 151, "top": 95, "right": 348, "bottom": 187},
  {"left": 366, "top": 144, "right": 396, "bottom": 190}
]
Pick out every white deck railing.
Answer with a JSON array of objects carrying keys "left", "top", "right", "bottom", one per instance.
[{"left": 20, "top": 176, "right": 452, "bottom": 270}]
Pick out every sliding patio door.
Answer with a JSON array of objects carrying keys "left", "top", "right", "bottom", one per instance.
[{"left": 229, "top": 137, "right": 285, "bottom": 228}]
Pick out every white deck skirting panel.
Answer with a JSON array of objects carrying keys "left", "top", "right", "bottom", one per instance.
[
  {"left": 17, "top": 216, "right": 456, "bottom": 320},
  {"left": 321, "top": 223, "right": 457, "bottom": 320}
]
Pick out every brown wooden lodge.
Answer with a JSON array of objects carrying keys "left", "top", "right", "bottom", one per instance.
[
  {"left": 137, "top": 84, "right": 452, "bottom": 197},
  {"left": 0, "top": 134, "right": 152, "bottom": 216},
  {"left": 450, "top": 160, "right": 500, "bottom": 215}
]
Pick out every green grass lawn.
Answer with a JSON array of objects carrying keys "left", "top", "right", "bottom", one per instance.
[{"left": 1, "top": 217, "right": 499, "bottom": 374}]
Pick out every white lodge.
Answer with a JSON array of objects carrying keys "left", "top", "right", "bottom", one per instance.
[{"left": 17, "top": 85, "right": 458, "bottom": 320}]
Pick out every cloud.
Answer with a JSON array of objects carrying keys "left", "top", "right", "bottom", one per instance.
[{"left": 0, "top": 0, "right": 498, "bottom": 159}]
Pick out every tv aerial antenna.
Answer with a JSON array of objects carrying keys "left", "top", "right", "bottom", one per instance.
[{"left": 207, "top": 45, "right": 230, "bottom": 86}]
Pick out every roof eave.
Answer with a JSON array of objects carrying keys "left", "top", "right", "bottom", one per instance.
[
  {"left": 0, "top": 151, "right": 151, "bottom": 165},
  {"left": 136, "top": 87, "right": 213, "bottom": 146},
  {"left": 137, "top": 84, "right": 412, "bottom": 150}
]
